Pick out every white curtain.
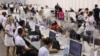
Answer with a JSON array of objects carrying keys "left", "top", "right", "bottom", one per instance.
[
  {"left": 14, "top": 0, "right": 25, "bottom": 4},
  {"left": 26, "top": 0, "right": 99, "bottom": 11}
]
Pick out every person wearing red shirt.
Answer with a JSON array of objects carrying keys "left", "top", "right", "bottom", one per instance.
[{"left": 51, "top": 21, "right": 59, "bottom": 31}]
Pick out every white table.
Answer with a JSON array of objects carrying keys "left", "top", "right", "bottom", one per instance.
[{"left": 24, "top": 19, "right": 100, "bottom": 56}]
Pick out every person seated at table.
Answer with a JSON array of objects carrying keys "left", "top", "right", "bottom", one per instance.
[
  {"left": 15, "top": 28, "right": 36, "bottom": 56},
  {"left": 38, "top": 38, "right": 53, "bottom": 56},
  {"left": 14, "top": 20, "right": 25, "bottom": 38},
  {"left": 14, "top": 20, "right": 30, "bottom": 46},
  {"left": 51, "top": 21, "right": 59, "bottom": 31}
]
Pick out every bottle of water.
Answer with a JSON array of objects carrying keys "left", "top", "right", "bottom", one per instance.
[{"left": 63, "top": 47, "right": 68, "bottom": 56}]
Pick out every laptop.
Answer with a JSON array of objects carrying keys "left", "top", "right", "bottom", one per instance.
[
  {"left": 49, "top": 31, "right": 56, "bottom": 40},
  {"left": 69, "top": 40, "right": 82, "bottom": 56}
]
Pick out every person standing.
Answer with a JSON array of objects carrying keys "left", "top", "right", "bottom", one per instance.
[
  {"left": 93, "top": 4, "right": 100, "bottom": 25},
  {"left": 1, "top": 12, "right": 7, "bottom": 29},
  {"left": 55, "top": 3, "right": 60, "bottom": 18},
  {"left": 84, "top": 8, "right": 89, "bottom": 19},
  {"left": 4, "top": 16, "right": 15, "bottom": 56},
  {"left": 57, "top": 8, "right": 64, "bottom": 21},
  {"left": 9, "top": 2, "right": 14, "bottom": 14},
  {"left": 85, "top": 11, "right": 96, "bottom": 45},
  {"left": 0, "top": 12, "right": 7, "bottom": 31}
]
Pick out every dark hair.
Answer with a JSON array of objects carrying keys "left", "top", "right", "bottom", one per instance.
[
  {"left": 54, "top": 21, "right": 57, "bottom": 24},
  {"left": 85, "top": 8, "right": 89, "bottom": 11},
  {"left": 59, "top": 8, "right": 62, "bottom": 12},
  {"left": 41, "top": 7, "right": 44, "bottom": 9},
  {"left": 95, "top": 4, "right": 98, "bottom": 8},
  {"left": 42, "top": 38, "right": 53, "bottom": 45},
  {"left": 78, "top": 8, "right": 82, "bottom": 12},
  {"left": 8, "top": 15, "right": 11, "bottom": 17},
  {"left": 70, "top": 8, "right": 74, "bottom": 12},
  {"left": 85, "top": 8, "right": 89, "bottom": 14},
  {"left": 2, "top": 12, "right": 7, "bottom": 17},
  {"left": 18, "top": 28, "right": 23, "bottom": 35},
  {"left": 18, "top": 20, "right": 25, "bottom": 27},
  {"left": 80, "top": 12, "right": 84, "bottom": 15},
  {"left": 20, "top": 3, "right": 23, "bottom": 6},
  {"left": 52, "top": 21, "right": 57, "bottom": 26},
  {"left": 88, "top": 11, "right": 93, "bottom": 16}
]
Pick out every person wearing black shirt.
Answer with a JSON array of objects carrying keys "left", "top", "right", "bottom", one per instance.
[
  {"left": 93, "top": 4, "right": 100, "bottom": 25},
  {"left": 55, "top": 3, "right": 60, "bottom": 18}
]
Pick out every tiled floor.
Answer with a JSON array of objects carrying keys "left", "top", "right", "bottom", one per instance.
[{"left": 0, "top": 31, "right": 6, "bottom": 56}]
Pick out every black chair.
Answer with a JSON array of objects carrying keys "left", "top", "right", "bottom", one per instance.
[
  {"left": 0, "top": 23, "right": 3, "bottom": 31},
  {"left": 94, "top": 39, "right": 100, "bottom": 45},
  {"left": 26, "top": 21, "right": 32, "bottom": 32},
  {"left": 69, "top": 29, "right": 77, "bottom": 39},
  {"left": 16, "top": 46, "right": 24, "bottom": 56}
]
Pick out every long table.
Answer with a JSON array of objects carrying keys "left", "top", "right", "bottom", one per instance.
[{"left": 24, "top": 21, "right": 95, "bottom": 56}]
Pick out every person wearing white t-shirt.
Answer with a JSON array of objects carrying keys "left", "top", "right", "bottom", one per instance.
[
  {"left": 14, "top": 20, "right": 25, "bottom": 38},
  {"left": 77, "top": 12, "right": 85, "bottom": 28},
  {"left": 84, "top": 8, "right": 89, "bottom": 20},
  {"left": 9, "top": 2, "right": 14, "bottom": 13},
  {"left": 15, "top": 28, "right": 30, "bottom": 49},
  {"left": 0, "top": 12, "right": 7, "bottom": 29},
  {"left": 14, "top": 3, "right": 19, "bottom": 13},
  {"left": 85, "top": 11, "right": 95, "bottom": 32},
  {"left": 85, "top": 11, "right": 96, "bottom": 44},
  {"left": 33, "top": 4, "right": 38, "bottom": 11},
  {"left": 19, "top": 4, "right": 25, "bottom": 19},
  {"left": 38, "top": 38, "right": 53, "bottom": 56},
  {"left": 43, "top": 5, "right": 50, "bottom": 19},
  {"left": 4, "top": 17, "right": 15, "bottom": 56},
  {"left": 19, "top": 4, "right": 24, "bottom": 14},
  {"left": 69, "top": 12, "right": 76, "bottom": 22},
  {"left": 15, "top": 28, "right": 35, "bottom": 56}
]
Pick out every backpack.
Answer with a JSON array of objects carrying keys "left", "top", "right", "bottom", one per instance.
[
  {"left": 70, "top": 29, "right": 81, "bottom": 41},
  {"left": 26, "top": 22, "right": 32, "bottom": 32},
  {"left": 52, "top": 39, "right": 60, "bottom": 50},
  {"left": 69, "top": 29, "right": 77, "bottom": 39}
]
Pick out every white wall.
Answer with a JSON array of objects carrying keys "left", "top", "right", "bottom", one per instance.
[
  {"left": 0, "top": 0, "right": 25, "bottom": 4},
  {"left": 0, "top": 0, "right": 13, "bottom": 3},
  {"left": 26, "top": 0, "right": 100, "bottom": 11},
  {"left": 13, "top": 0, "right": 25, "bottom": 4}
]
